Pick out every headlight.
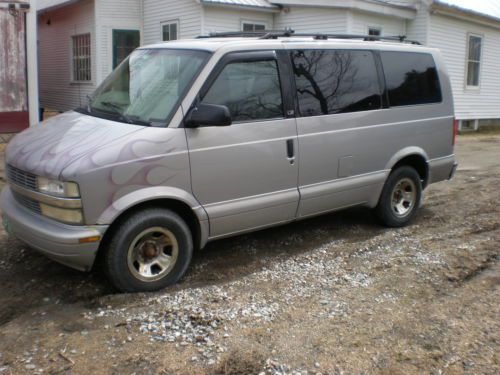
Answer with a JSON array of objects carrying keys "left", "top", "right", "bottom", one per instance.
[
  {"left": 40, "top": 204, "right": 83, "bottom": 224},
  {"left": 37, "top": 177, "right": 80, "bottom": 198}
]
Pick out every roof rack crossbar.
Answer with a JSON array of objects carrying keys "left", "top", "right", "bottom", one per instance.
[
  {"left": 196, "top": 31, "right": 275, "bottom": 39},
  {"left": 196, "top": 29, "right": 421, "bottom": 45}
]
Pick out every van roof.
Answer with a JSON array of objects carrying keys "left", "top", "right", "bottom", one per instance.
[{"left": 142, "top": 35, "right": 435, "bottom": 54}]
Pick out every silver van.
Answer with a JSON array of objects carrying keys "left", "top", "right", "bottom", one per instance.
[{"left": 1, "top": 33, "right": 457, "bottom": 292}]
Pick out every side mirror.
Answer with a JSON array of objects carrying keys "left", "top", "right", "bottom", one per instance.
[{"left": 184, "top": 103, "right": 232, "bottom": 128}]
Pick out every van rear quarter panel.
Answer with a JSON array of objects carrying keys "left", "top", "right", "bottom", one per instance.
[{"left": 291, "top": 47, "right": 454, "bottom": 214}]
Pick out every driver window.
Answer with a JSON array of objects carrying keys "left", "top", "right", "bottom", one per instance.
[{"left": 203, "top": 59, "right": 284, "bottom": 122}]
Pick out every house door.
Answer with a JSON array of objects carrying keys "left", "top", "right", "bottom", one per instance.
[
  {"left": 0, "top": 8, "right": 28, "bottom": 133},
  {"left": 112, "top": 29, "right": 140, "bottom": 69}
]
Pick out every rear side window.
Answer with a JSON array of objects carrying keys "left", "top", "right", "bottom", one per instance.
[
  {"left": 203, "top": 60, "right": 283, "bottom": 122},
  {"left": 291, "top": 50, "right": 382, "bottom": 117},
  {"left": 381, "top": 52, "right": 442, "bottom": 107}
]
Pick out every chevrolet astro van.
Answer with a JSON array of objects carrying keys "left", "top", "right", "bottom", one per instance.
[{"left": 1, "top": 32, "right": 457, "bottom": 292}]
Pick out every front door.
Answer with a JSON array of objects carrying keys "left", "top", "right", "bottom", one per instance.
[
  {"left": 186, "top": 51, "right": 299, "bottom": 238},
  {"left": 112, "top": 29, "right": 140, "bottom": 69}
]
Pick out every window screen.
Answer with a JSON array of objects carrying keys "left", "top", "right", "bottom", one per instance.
[
  {"left": 72, "top": 33, "right": 91, "bottom": 81},
  {"left": 381, "top": 52, "right": 442, "bottom": 107},
  {"left": 291, "top": 50, "right": 382, "bottom": 117},
  {"left": 203, "top": 60, "right": 283, "bottom": 122}
]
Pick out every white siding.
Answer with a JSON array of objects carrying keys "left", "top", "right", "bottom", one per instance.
[
  {"left": 143, "top": 0, "right": 202, "bottom": 44},
  {"left": 406, "top": 2, "right": 429, "bottom": 44},
  {"left": 203, "top": 7, "right": 274, "bottom": 33},
  {"left": 95, "top": 0, "right": 142, "bottom": 83},
  {"left": 38, "top": 0, "right": 96, "bottom": 111},
  {"left": 274, "top": 7, "right": 348, "bottom": 33},
  {"left": 428, "top": 14, "right": 500, "bottom": 120},
  {"left": 350, "top": 10, "right": 406, "bottom": 35}
]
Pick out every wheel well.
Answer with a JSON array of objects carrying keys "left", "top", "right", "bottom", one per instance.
[
  {"left": 97, "top": 199, "right": 202, "bottom": 264},
  {"left": 392, "top": 154, "right": 429, "bottom": 188}
]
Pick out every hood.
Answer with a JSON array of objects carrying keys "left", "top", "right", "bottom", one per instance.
[{"left": 6, "top": 111, "right": 146, "bottom": 179}]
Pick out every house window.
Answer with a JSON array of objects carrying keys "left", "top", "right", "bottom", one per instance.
[
  {"left": 242, "top": 22, "right": 266, "bottom": 32},
  {"left": 162, "top": 21, "right": 178, "bottom": 41},
  {"left": 72, "top": 33, "right": 91, "bottom": 81},
  {"left": 113, "top": 29, "right": 140, "bottom": 68},
  {"left": 368, "top": 27, "right": 381, "bottom": 36},
  {"left": 466, "top": 34, "right": 482, "bottom": 87}
]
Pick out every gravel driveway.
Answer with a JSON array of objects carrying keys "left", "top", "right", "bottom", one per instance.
[{"left": 0, "top": 134, "right": 498, "bottom": 375}]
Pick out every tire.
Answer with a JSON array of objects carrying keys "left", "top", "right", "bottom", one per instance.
[
  {"left": 375, "top": 166, "right": 422, "bottom": 228},
  {"left": 103, "top": 208, "right": 193, "bottom": 293}
]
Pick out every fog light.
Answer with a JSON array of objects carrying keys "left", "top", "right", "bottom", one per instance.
[{"left": 40, "top": 204, "right": 83, "bottom": 224}]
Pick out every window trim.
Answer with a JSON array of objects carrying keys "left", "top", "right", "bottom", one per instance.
[
  {"left": 70, "top": 32, "right": 92, "bottom": 84},
  {"left": 241, "top": 19, "right": 269, "bottom": 32},
  {"left": 160, "top": 19, "right": 180, "bottom": 41},
  {"left": 192, "top": 50, "right": 288, "bottom": 126},
  {"left": 465, "top": 32, "right": 483, "bottom": 90}
]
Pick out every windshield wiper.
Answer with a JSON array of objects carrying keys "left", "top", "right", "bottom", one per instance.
[{"left": 99, "top": 101, "right": 134, "bottom": 124}]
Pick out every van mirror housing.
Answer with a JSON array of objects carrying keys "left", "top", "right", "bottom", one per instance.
[{"left": 185, "top": 103, "right": 232, "bottom": 128}]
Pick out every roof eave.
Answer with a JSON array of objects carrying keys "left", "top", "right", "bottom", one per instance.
[
  {"left": 200, "top": 1, "right": 281, "bottom": 13},
  {"left": 431, "top": 1, "right": 500, "bottom": 30},
  {"left": 271, "top": 0, "right": 416, "bottom": 19},
  {"left": 37, "top": 0, "right": 80, "bottom": 14}
]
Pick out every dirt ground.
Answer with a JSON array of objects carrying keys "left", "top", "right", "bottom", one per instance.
[{"left": 0, "top": 134, "right": 498, "bottom": 375}]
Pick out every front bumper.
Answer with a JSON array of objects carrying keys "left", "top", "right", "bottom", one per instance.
[{"left": 0, "top": 187, "right": 108, "bottom": 271}]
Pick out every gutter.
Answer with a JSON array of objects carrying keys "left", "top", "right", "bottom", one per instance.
[
  {"left": 200, "top": 1, "right": 281, "bottom": 13},
  {"left": 431, "top": 1, "right": 500, "bottom": 29},
  {"left": 270, "top": 0, "right": 416, "bottom": 19}
]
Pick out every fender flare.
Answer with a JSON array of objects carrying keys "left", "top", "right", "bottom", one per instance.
[
  {"left": 96, "top": 186, "right": 209, "bottom": 247},
  {"left": 97, "top": 186, "right": 207, "bottom": 225},
  {"left": 384, "top": 146, "right": 429, "bottom": 172}
]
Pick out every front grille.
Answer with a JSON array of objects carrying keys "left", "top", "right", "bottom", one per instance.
[
  {"left": 6, "top": 164, "right": 38, "bottom": 191},
  {"left": 12, "top": 190, "right": 42, "bottom": 214}
]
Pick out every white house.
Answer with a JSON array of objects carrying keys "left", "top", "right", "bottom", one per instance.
[{"left": 37, "top": 0, "right": 500, "bottom": 130}]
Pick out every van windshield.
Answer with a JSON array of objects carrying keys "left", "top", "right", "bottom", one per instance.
[{"left": 87, "top": 49, "right": 209, "bottom": 126}]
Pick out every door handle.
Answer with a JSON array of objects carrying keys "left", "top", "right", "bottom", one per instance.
[{"left": 286, "top": 139, "right": 295, "bottom": 164}]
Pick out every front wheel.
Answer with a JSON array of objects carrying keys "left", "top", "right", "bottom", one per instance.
[
  {"left": 103, "top": 208, "right": 193, "bottom": 293},
  {"left": 375, "top": 166, "right": 422, "bottom": 227}
]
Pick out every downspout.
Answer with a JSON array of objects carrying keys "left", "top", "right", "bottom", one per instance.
[
  {"left": 140, "top": 0, "right": 144, "bottom": 44},
  {"left": 26, "top": 0, "right": 39, "bottom": 125}
]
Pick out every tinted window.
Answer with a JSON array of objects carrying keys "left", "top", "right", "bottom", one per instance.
[
  {"left": 381, "top": 52, "right": 442, "bottom": 107},
  {"left": 203, "top": 60, "right": 283, "bottom": 122},
  {"left": 291, "top": 50, "right": 382, "bottom": 117}
]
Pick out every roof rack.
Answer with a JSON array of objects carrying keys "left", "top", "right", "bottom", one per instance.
[
  {"left": 196, "top": 29, "right": 421, "bottom": 45},
  {"left": 196, "top": 30, "right": 286, "bottom": 39}
]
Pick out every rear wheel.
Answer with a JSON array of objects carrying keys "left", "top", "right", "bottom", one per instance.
[
  {"left": 104, "top": 208, "right": 193, "bottom": 293},
  {"left": 376, "top": 166, "right": 422, "bottom": 227}
]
